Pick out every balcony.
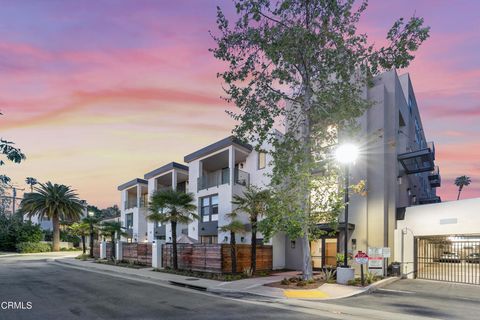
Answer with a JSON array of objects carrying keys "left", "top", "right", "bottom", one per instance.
[
  {"left": 419, "top": 196, "right": 441, "bottom": 205},
  {"left": 398, "top": 141, "right": 436, "bottom": 174},
  {"left": 197, "top": 168, "right": 250, "bottom": 191},
  {"left": 124, "top": 199, "right": 137, "bottom": 210},
  {"left": 428, "top": 165, "right": 441, "bottom": 188}
]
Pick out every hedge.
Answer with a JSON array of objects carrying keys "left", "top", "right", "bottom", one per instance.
[{"left": 16, "top": 242, "right": 52, "bottom": 253}]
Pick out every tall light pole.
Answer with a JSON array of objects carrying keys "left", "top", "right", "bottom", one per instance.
[
  {"left": 335, "top": 143, "right": 359, "bottom": 268},
  {"left": 88, "top": 211, "right": 95, "bottom": 258}
]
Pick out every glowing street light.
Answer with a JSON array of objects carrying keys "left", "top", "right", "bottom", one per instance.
[
  {"left": 335, "top": 143, "right": 359, "bottom": 164},
  {"left": 335, "top": 143, "right": 359, "bottom": 268}
]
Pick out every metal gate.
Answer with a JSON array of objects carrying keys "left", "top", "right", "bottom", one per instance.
[{"left": 416, "top": 235, "right": 480, "bottom": 285}]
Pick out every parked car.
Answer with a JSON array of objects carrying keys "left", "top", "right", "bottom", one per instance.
[
  {"left": 438, "top": 252, "right": 461, "bottom": 263},
  {"left": 465, "top": 253, "right": 480, "bottom": 263}
]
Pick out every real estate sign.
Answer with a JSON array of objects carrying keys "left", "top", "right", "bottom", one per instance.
[{"left": 367, "top": 247, "right": 384, "bottom": 276}]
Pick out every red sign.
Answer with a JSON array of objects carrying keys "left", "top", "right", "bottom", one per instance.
[{"left": 355, "top": 251, "right": 369, "bottom": 264}]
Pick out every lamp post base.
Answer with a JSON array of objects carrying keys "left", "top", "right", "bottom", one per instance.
[{"left": 336, "top": 267, "right": 355, "bottom": 284}]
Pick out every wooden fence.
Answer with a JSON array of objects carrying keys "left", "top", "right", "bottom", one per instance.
[
  {"left": 122, "top": 243, "right": 152, "bottom": 266},
  {"left": 162, "top": 244, "right": 272, "bottom": 273}
]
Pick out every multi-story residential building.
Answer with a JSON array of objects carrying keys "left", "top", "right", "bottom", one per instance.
[
  {"left": 143, "top": 162, "right": 189, "bottom": 242},
  {"left": 183, "top": 136, "right": 273, "bottom": 245},
  {"left": 116, "top": 70, "right": 439, "bottom": 273},
  {"left": 301, "top": 70, "right": 440, "bottom": 271},
  {"left": 117, "top": 178, "right": 148, "bottom": 242}
]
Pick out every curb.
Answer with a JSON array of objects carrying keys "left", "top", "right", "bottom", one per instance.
[{"left": 364, "top": 276, "right": 401, "bottom": 293}]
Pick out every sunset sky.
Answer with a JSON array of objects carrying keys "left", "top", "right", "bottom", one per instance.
[{"left": 0, "top": 0, "right": 479, "bottom": 208}]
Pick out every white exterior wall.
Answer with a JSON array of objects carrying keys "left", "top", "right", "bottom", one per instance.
[
  {"left": 395, "top": 198, "right": 480, "bottom": 278},
  {"left": 120, "top": 184, "right": 148, "bottom": 243}
]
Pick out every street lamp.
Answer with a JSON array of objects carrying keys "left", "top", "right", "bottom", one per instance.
[
  {"left": 88, "top": 211, "right": 95, "bottom": 258},
  {"left": 335, "top": 143, "right": 359, "bottom": 268}
]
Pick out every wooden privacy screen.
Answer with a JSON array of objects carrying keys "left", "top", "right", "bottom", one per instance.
[{"left": 162, "top": 243, "right": 273, "bottom": 273}]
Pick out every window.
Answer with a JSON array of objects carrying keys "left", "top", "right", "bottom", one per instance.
[
  {"left": 258, "top": 151, "right": 266, "bottom": 170},
  {"left": 200, "top": 194, "right": 219, "bottom": 222},
  {"left": 200, "top": 235, "right": 218, "bottom": 244},
  {"left": 125, "top": 213, "right": 133, "bottom": 229}
]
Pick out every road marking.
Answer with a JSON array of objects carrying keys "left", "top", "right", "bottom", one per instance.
[
  {"left": 376, "top": 288, "right": 415, "bottom": 294},
  {"left": 284, "top": 290, "right": 330, "bottom": 299}
]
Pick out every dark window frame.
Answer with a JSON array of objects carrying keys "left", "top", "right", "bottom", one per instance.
[{"left": 200, "top": 194, "right": 219, "bottom": 223}]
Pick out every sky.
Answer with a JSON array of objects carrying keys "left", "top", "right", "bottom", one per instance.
[{"left": 0, "top": 0, "right": 479, "bottom": 208}]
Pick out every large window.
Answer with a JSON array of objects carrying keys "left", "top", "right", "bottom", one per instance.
[
  {"left": 125, "top": 213, "right": 133, "bottom": 229},
  {"left": 258, "top": 151, "right": 266, "bottom": 170},
  {"left": 200, "top": 194, "right": 219, "bottom": 222}
]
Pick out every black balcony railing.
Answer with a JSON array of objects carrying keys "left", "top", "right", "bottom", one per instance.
[
  {"left": 197, "top": 168, "right": 250, "bottom": 191},
  {"left": 428, "top": 165, "right": 441, "bottom": 188},
  {"left": 398, "top": 141, "right": 436, "bottom": 174}
]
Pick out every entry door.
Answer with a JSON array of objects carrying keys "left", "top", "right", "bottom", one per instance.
[{"left": 325, "top": 239, "right": 337, "bottom": 267}]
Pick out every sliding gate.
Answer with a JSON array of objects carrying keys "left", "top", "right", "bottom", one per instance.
[{"left": 416, "top": 235, "right": 480, "bottom": 285}]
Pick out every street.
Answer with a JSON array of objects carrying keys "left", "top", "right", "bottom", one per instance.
[
  {"left": 326, "top": 279, "right": 480, "bottom": 320},
  {"left": 0, "top": 257, "right": 331, "bottom": 320},
  {"left": 2, "top": 254, "right": 480, "bottom": 320}
]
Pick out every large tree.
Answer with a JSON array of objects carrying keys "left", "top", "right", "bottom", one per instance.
[
  {"left": 148, "top": 189, "right": 198, "bottom": 270},
  {"left": 212, "top": 0, "right": 429, "bottom": 279},
  {"left": 19, "top": 182, "right": 84, "bottom": 251}
]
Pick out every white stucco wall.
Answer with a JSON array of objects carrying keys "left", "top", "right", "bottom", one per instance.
[{"left": 394, "top": 198, "right": 480, "bottom": 278}]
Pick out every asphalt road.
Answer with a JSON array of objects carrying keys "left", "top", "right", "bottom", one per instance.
[
  {"left": 0, "top": 259, "right": 332, "bottom": 320},
  {"left": 325, "top": 278, "right": 480, "bottom": 320}
]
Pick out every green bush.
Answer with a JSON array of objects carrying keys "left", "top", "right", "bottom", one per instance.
[
  {"left": 76, "top": 253, "right": 89, "bottom": 261},
  {"left": 0, "top": 214, "right": 43, "bottom": 251},
  {"left": 281, "top": 278, "right": 290, "bottom": 285},
  {"left": 16, "top": 242, "right": 51, "bottom": 253}
]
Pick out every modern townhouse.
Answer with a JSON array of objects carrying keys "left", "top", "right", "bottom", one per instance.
[
  {"left": 143, "top": 162, "right": 189, "bottom": 243},
  {"left": 117, "top": 178, "right": 148, "bottom": 242},
  {"left": 183, "top": 135, "right": 274, "bottom": 245}
]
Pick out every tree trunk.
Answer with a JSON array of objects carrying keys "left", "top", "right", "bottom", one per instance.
[
  {"left": 457, "top": 186, "right": 463, "bottom": 200},
  {"left": 89, "top": 223, "right": 94, "bottom": 258},
  {"left": 300, "top": 233, "right": 313, "bottom": 280},
  {"left": 52, "top": 214, "right": 60, "bottom": 252},
  {"left": 171, "top": 221, "right": 178, "bottom": 270},
  {"left": 231, "top": 231, "right": 237, "bottom": 274},
  {"left": 111, "top": 235, "right": 116, "bottom": 261},
  {"left": 81, "top": 235, "right": 86, "bottom": 254},
  {"left": 251, "top": 218, "right": 257, "bottom": 274}
]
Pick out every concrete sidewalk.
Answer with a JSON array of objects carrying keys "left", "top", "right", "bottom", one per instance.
[{"left": 55, "top": 258, "right": 373, "bottom": 300}]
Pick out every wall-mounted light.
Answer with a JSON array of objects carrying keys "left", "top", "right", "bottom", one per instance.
[
  {"left": 407, "top": 188, "right": 411, "bottom": 196},
  {"left": 397, "top": 176, "right": 402, "bottom": 184},
  {"left": 291, "top": 240, "right": 296, "bottom": 249},
  {"left": 412, "top": 195, "right": 417, "bottom": 204},
  {"left": 241, "top": 237, "right": 245, "bottom": 243},
  {"left": 352, "top": 239, "right": 357, "bottom": 251},
  {"left": 223, "top": 236, "right": 228, "bottom": 243}
]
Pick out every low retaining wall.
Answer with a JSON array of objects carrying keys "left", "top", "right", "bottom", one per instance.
[{"left": 162, "top": 243, "right": 272, "bottom": 273}]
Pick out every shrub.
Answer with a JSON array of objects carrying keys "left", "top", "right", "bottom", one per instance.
[
  {"left": 0, "top": 214, "right": 43, "bottom": 251},
  {"left": 76, "top": 254, "right": 89, "bottom": 261},
  {"left": 281, "top": 278, "right": 290, "bottom": 285},
  {"left": 243, "top": 267, "right": 253, "bottom": 277},
  {"left": 296, "top": 280, "right": 307, "bottom": 287},
  {"left": 16, "top": 242, "right": 51, "bottom": 253}
]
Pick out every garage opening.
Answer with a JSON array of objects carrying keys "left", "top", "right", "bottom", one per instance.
[{"left": 416, "top": 235, "right": 480, "bottom": 285}]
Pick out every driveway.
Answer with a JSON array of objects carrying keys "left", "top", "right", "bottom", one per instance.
[{"left": 325, "top": 279, "right": 480, "bottom": 320}]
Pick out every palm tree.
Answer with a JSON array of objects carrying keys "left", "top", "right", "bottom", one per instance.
[
  {"left": 19, "top": 182, "right": 84, "bottom": 251},
  {"left": 100, "top": 221, "right": 127, "bottom": 261},
  {"left": 69, "top": 221, "right": 90, "bottom": 254},
  {"left": 232, "top": 186, "right": 270, "bottom": 274},
  {"left": 148, "top": 189, "right": 197, "bottom": 270},
  {"left": 25, "top": 177, "right": 38, "bottom": 192},
  {"left": 219, "top": 213, "right": 246, "bottom": 274},
  {"left": 455, "top": 175, "right": 472, "bottom": 200},
  {"left": 83, "top": 215, "right": 99, "bottom": 258}
]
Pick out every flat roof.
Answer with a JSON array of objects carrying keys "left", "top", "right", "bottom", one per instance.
[
  {"left": 117, "top": 178, "right": 147, "bottom": 191},
  {"left": 144, "top": 162, "right": 189, "bottom": 179},
  {"left": 184, "top": 136, "right": 252, "bottom": 163}
]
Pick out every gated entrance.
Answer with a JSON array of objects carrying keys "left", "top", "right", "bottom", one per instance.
[{"left": 416, "top": 235, "right": 480, "bottom": 285}]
